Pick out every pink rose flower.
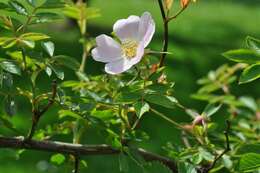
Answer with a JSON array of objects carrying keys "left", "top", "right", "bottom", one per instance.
[{"left": 91, "top": 12, "right": 155, "bottom": 74}]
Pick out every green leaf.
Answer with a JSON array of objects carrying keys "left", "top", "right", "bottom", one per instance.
[
  {"left": 20, "top": 40, "right": 35, "bottom": 48},
  {"left": 198, "top": 147, "right": 214, "bottom": 161},
  {"left": 0, "top": 37, "right": 16, "bottom": 49},
  {"left": 185, "top": 109, "right": 200, "bottom": 118},
  {"left": 117, "top": 90, "right": 142, "bottom": 103},
  {"left": 91, "top": 109, "right": 115, "bottom": 120},
  {"left": 239, "top": 63, "right": 260, "bottom": 84},
  {"left": 191, "top": 94, "right": 240, "bottom": 106},
  {"left": 0, "top": 60, "right": 21, "bottom": 75},
  {"left": 48, "top": 64, "right": 64, "bottom": 80},
  {"left": 106, "top": 129, "right": 122, "bottom": 149},
  {"left": 31, "top": 70, "right": 40, "bottom": 86},
  {"left": 63, "top": 4, "right": 100, "bottom": 20},
  {"left": 0, "top": 115, "right": 17, "bottom": 132},
  {"left": 147, "top": 83, "right": 174, "bottom": 95},
  {"left": 63, "top": 4, "right": 81, "bottom": 20},
  {"left": 45, "top": 66, "right": 52, "bottom": 77},
  {"left": 202, "top": 103, "right": 222, "bottom": 117},
  {"left": 223, "top": 49, "right": 260, "bottom": 64},
  {"left": 53, "top": 55, "right": 80, "bottom": 70},
  {"left": 191, "top": 154, "right": 203, "bottom": 164},
  {"left": 239, "top": 96, "right": 258, "bottom": 111},
  {"left": 144, "top": 161, "right": 172, "bottom": 173},
  {"left": 76, "top": 71, "right": 89, "bottom": 82},
  {"left": 236, "top": 144, "right": 260, "bottom": 155},
  {"left": 178, "top": 162, "right": 197, "bottom": 173},
  {"left": 145, "top": 94, "right": 178, "bottom": 109},
  {"left": 85, "top": 7, "right": 101, "bottom": 20},
  {"left": 222, "top": 155, "right": 233, "bottom": 169},
  {"left": 27, "top": 0, "right": 46, "bottom": 7},
  {"left": 246, "top": 36, "right": 260, "bottom": 53},
  {"left": 4, "top": 95, "right": 17, "bottom": 116},
  {"left": 26, "top": 0, "right": 36, "bottom": 6},
  {"left": 61, "top": 80, "right": 80, "bottom": 88},
  {"left": 239, "top": 153, "right": 260, "bottom": 172},
  {"left": 58, "top": 110, "right": 83, "bottom": 120},
  {"left": 124, "top": 147, "right": 145, "bottom": 166},
  {"left": 20, "top": 33, "right": 50, "bottom": 41},
  {"left": 41, "top": 41, "right": 54, "bottom": 57},
  {"left": 50, "top": 153, "right": 65, "bottom": 165},
  {"left": 80, "top": 160, "right": 88, "bottom": 168},
  {"left": 9, "top": 1, "right": 28, "bottom": 16},
  {"left": 0, "top": 2, "right": 9, "bottom": 9},
  {"left": 133, "top": 101, "right": 150, "bottom": 119},
  {"left": 34, "top": 12, "right": 61, "bottom": 24},
  {"left": 40, "top": 0, "right": 65, "bottom": 9}
]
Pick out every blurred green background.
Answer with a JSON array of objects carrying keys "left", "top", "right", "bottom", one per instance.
[{"left": 0, "top": 0, "right": 260, "bottom": 172}]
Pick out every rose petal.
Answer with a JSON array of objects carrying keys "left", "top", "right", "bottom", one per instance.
[
  {"left": 105, "top": 59, "right": 132, "bottom": 74},
  {"left": 138, "top": 12, "right": 155, "bottom": 48},
  {"left": 105, "top": 42, "right": 145, "bottom": 75},
  {"left": 113, "top": 15, "right": 140, "bottom": 41},
  {"left": 91, "top": 34, "right": 122, "bottom": 63}
]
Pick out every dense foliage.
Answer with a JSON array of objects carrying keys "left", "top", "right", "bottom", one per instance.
[{"left": 0, "top": 0, "right": 259, "bottom": 173}]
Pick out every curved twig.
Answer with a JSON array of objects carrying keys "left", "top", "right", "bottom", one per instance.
[{"left": 0, "top": 136, "right": 177, "bottom": 172}]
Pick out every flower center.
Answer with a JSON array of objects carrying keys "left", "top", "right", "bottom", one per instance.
[{"left": 121, "top": 40, "right": 138, "bottom": 59}]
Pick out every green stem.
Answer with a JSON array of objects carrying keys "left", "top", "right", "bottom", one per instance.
[
  {"left": 150, "top": 108, "right": 183, "bottom": 129},
  {"left": 21, "top": 7, "right": 38, "bottom": 33},
  {"left": 167, "top": 6, "right": 187, "bottom": 22},
  {"left": 158, "top": 0, "right": 169, "bottom": 67},
  {"left": 79, "top": 47, "right": 88, "bottom": 72}
]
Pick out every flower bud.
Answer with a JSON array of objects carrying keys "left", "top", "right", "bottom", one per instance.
[
  {"left": 181, "top": 0, "right": 190, "bottom": 8},
  {"left": 151, "top": 63, "right": 158, "bottom": 73},
  {"left": 256, "top": 112, "right": 260, "bottom": 121},
  {"left": 182, "top": 124, "right": 193, "bottom": 131},
  {"left": 192, "top": 115, "right": 205, "bottom": 126},
  {"left": 157, "top": 73, "right": 167, "bottom": 84},
  {"left": 164, "top": 0, "right": 174, "bottom": 11}
]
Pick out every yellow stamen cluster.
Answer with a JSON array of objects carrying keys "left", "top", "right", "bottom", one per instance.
[{"left": 121, "top": 40, "right": 138, "bottom": 59}]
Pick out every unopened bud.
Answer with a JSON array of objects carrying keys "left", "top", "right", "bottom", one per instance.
[
  {"left": 256, "top": 112, "right": 260, "bottom": 121},
  {"left": 182, "top": 124, "right": 193, "bottom": 131},
  {"left": 151, "top": 64, "right": 158, "bottom": 73},
  {"left": 181, "top": 0, "right": 190, "bottom": 8},
  {"left": 164, "top": 0, "right": 173, "bottom": 11},
  {"left": 193, "top": 116, "right": 205, "bottom": 126},
  {"left": 157, "top": 73, "right": 167, "bottom": 84}
]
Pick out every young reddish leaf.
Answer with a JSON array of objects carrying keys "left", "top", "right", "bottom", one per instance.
[{"left": 181, "top": 0, "right": 190, "bottom": 8}]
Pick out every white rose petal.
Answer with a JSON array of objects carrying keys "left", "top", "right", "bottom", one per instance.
[
  {"left": 92, "top": 12, "right": 155, "bottom": 74},
  {"left": 92, "top": 34, "right": 122, "bottom": 63}
]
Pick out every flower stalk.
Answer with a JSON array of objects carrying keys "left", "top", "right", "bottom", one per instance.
[{"left": 158, "top": 0, "right": 189, "bottom": 67}]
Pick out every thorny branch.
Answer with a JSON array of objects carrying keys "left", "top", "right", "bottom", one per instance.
[
  {"left": 27, "top": 80, "right": 57, "bottom": 140},
  {"left": 0, "top": 136, "right": 178, "bottom": 173},
  {"left": 158, "top": 0, "right": 169, "bottom": 67},
  {"left": 157, "top": 0, "right": 189, "bottom": 67}
]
